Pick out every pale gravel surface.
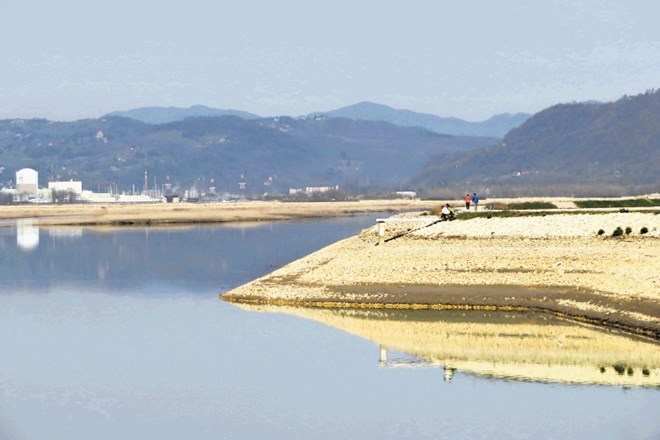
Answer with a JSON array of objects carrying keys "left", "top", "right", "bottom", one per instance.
[
  {"left": 223, "top": 212, "right": 660, "bottom": 334},
  {"left": 411, "top": 212, "right": 660, "bottom": 238}
]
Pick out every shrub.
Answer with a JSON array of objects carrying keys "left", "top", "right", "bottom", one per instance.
[
  {"left": 575, "top": 198, "right": 660, "bottom": 208},
  {"left": 507, "top": 202, "right": 558, "bottom": 210},
  {"left": 597, "top": 229, "right": 605, "bottom": 236},
  {"left": 612, "top": 227, "right": 624, "bottom": 237},
  {"left": 640, "top": 227, "right": 649, "bottom": 234},
  {"left": 625, "top": 226, "right": 632, "bottom": 235},
  {"left": 0, "top": 192, "right": 14, "bottom": 205},
  {"left": 613, "top": 363, "right": 626, "bottom": 374}
]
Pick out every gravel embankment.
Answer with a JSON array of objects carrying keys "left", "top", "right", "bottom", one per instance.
[{"left": 223, "top": 212, "right": 660, "bottom": 338}]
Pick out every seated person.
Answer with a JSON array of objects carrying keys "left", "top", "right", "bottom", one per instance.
[{"left": 440, "top": 204, "right": 454, "bottom": 221}]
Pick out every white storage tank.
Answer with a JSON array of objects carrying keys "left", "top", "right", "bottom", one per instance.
[{"left": 16, "top": 168, "right": 38, "bottom": 194}]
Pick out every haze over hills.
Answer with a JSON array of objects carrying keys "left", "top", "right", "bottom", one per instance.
[
  {"left": 104, "top": 105, "right": 260, "bottom": 124},
  {"left": 0, "top": 115, "right": 495, "bottom": 196},
  {"left": 105, "top": 102, "right": 531, "bottom": 138},
  {"left": 411, "top": 90, "right": 660, "bottom": 196},
  {"left": 314, "top": 102, "right": 532, "bottom": 137}
]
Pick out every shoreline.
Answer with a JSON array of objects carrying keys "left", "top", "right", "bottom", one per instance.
[
  {"left": 3, "top": 199, "right": 658, "bottom": 338},
  {"left": 222, "top": 212, "right": 660, "bottom": 340},
  {"left": 225, "top": 285, "right": 660, "bottom": 340},
  {"left": 0, "top": 199, "right": 438, "bottom": 226},
  {"left": 1, "top": 194, "right": 657, "bottom": 226}
]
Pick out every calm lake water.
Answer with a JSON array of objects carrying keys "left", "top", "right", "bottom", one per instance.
[{"left": 0, "top": 215, "right": 658, "bottom": 440}]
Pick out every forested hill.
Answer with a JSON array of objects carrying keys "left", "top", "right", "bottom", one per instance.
[
  {"left": 410, "top": 90, "right": 660, "bottom": 195},
  {"left": 0, "top": 115, "right": 495, "bottom": 195}
]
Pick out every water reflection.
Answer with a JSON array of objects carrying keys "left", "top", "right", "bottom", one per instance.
[
  {"left": 47, "top": 227, "right": 83, "bottom": 239},
  {"left": 16, "top": 219, "right": 39, "bottom": 250},
  {"left": 236, "top": 305, "right": 660, "bottom": 387},
  {"left": 1, "top": 217, "right": 383, "bottom": 294},
  {"left": 0, "top": 217, "right": 658, "bottom": 439}
]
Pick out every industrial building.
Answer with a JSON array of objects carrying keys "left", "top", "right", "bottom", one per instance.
[{"left": 16, "top": 168, "right": 38, "bottom": 195}]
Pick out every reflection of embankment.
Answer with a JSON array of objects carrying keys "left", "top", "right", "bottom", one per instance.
[{"left": 237, "top": 305, "right": 660, "bottom": 387}]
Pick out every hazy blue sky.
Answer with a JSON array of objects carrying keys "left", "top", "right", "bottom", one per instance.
[{"left": 1, "top": 0, "right": 658, "bottom": 121}]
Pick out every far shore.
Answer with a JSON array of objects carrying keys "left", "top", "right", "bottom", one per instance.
[
  {"left": 1, "top": 194, "right": 658, "bottom": 226},
  {"left": 0, "top": 199, "right": 439, "bottom": 226}
]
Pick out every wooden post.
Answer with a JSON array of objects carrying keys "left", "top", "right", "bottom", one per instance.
[
  {"left": 379, "top": 345, "right": 387, "bottom": 364},
  {"left": 377, "top": 219, "right": 386, "bottom": 245}
]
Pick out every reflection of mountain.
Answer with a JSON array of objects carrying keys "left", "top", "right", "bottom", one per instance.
[{"left": 237, "top": 305, "right": 660, "bottom": 387}]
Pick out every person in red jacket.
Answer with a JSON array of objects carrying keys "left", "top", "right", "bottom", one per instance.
[{"left": 464, "top": 193, "right": 471, "bottom": 210}]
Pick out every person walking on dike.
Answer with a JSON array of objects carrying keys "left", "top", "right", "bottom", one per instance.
[
  {"left": 471, "top": 192, "right": 479, "bottom": 211},
  {"left": 464, "top": 193, "right": 471, "bottom": 210}
]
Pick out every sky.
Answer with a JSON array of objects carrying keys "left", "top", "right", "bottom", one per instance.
[{"left": 1, "top": 0, "right": 659, "bottom": 122}]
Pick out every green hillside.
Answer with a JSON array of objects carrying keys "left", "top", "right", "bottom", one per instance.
[
  {"left": 0, "top": 115, "right": 495, "bottom": 196},
  {"left": 411, "top": 90, "right": 660, "bottom": 197}
]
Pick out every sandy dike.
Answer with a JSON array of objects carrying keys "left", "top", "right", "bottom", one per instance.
[{"left": 222, "top": 212, "right": 660, "bottom": 339}]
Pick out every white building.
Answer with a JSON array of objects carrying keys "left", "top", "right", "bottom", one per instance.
[
  {"left": 395, "top": 191, "right": 417, "bottom": 199},
  {"left": 48, "top": 181, "right": 83, "bottom": 195},
  {"left": 16, "top": 168, "right": 38, "bottom": 194},
  {"left": 80, "top": 191, "right": 161, "bottom": 203},
  {"left": 305, "top": 185, "right": 339, "bottom": 194},
  {"left": 289, "top": 186, "right": 339, "bottom": 196}
]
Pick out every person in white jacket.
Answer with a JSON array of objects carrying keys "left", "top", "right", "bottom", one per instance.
[{"left": 440, "top": 204, "right": 454, "bottom": 221}]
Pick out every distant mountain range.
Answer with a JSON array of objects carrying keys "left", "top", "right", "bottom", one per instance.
[
  {"left": 2, "top": 92, "right": 657, "bottom": 199},
  {"left": 411, "top": 90, "right": 660, "bottom": 196},
  {"left": 104, "top": 105, "right": 260, "bottom": 124},
  {"left": 312, "top": 102, "right": 531, "bottom": 137},
  {"left": 104, "top": 102, "right": 531, "bottom": 138}
]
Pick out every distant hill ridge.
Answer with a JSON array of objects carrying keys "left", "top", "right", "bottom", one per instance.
[
  {"left": 5, "top": 92, "right": 655, "bottom": 198},
  {"left": 104, "top": 105, "right": 260, "bottom": 124},
  {"left": 314, "top": 102, "right": 531, "bottom": 137},
  {"left": 106, "top": 102, "right": 530, "bottom": 137}
]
